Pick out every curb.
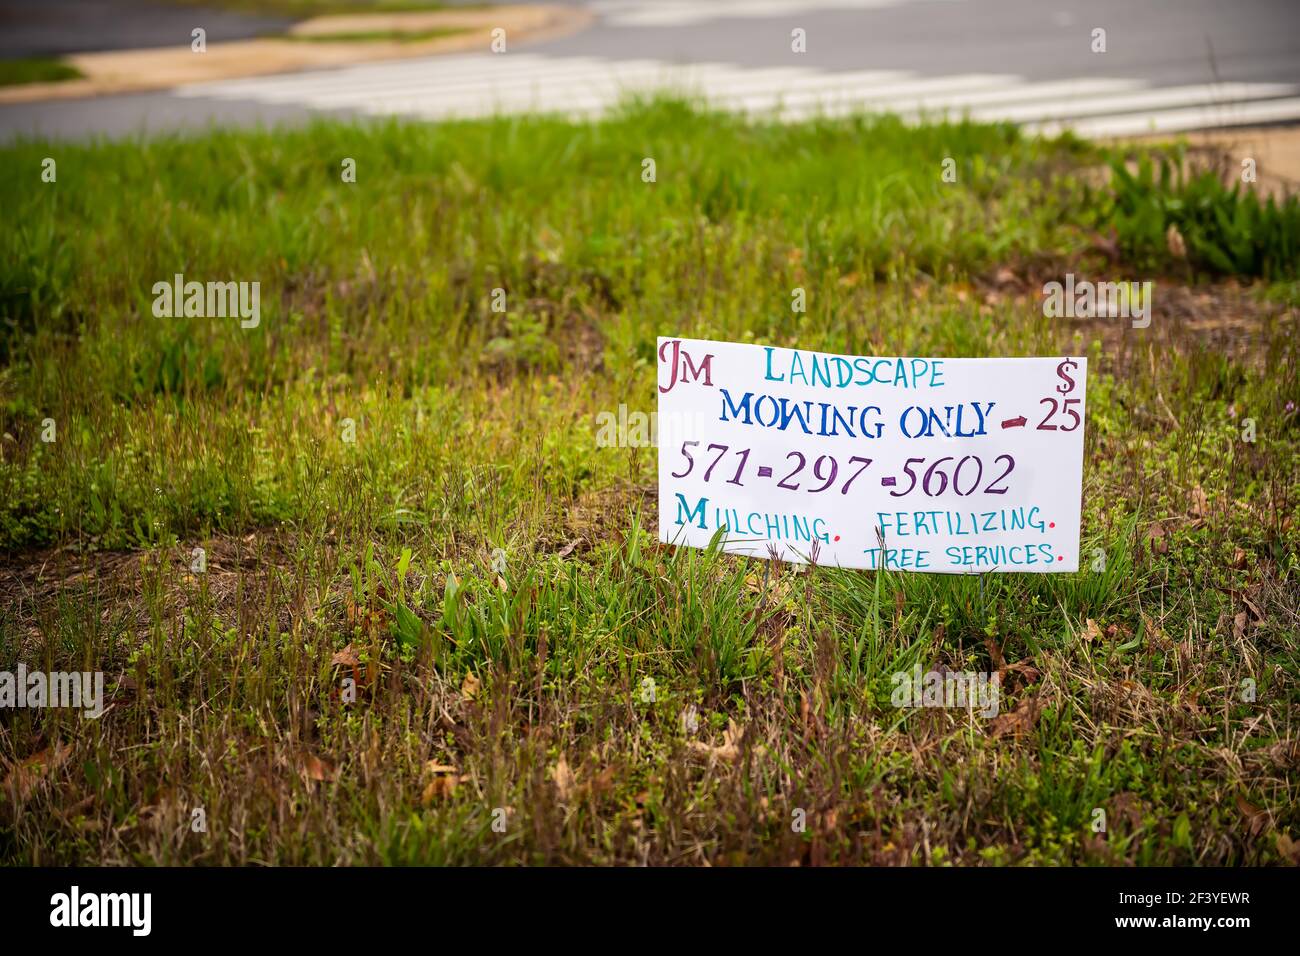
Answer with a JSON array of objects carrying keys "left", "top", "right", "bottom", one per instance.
[{"left": 0, "top": 4, "right": 594, "bottom": 104}]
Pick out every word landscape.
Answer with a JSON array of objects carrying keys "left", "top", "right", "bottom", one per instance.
[{"left": 657, "top": 337, "right": 1087, "bottom": 573}]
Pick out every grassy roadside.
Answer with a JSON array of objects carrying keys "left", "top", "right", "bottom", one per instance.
[
  {"left": 0, "top": 59, "right": 84, "bottom": 89},
  {"left": 0, "top": 3, "right": 487, "bottom": 91},
  {"left": 0, "top": 104, "right": 1297, "bottom": 865}
]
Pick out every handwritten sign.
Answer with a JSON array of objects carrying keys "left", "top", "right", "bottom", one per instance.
[{"left": 657, "top": 337, "right": 1086, "bottom": 573}]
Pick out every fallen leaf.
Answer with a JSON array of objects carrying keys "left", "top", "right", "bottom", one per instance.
[
  {"left": 1232, "top": 612, "right": 1248, "bottom": 640},
  {"left": 461, "top": 673, "right": 481, "bottom": 701},
  {"left": 555, "top": 538, "right": 583, "bottom": 559},
  {"left": 1147, "top": 522, "right": 1169, "bottom": 555},
  {"left": 551, "top": 755, "right": 575, "bottom": 801},
  {"left": 419, "top": 762, "right": 462, "bottom": 804},
  {"left": 686, "top": 719, "right": 743, "bottom": 761},
  {"left": 1231, "top": 547, "right": 1247, "bottom": 569},
  {"left": 1237, "top": 795, "right": 1270, "bottom": 837},
  {"left": 587, "top": 766, "right": 616, "bottom": 797},
  {"left": 998, "top": 660, "right": 1041, "bottom": 694},
  {"left": 984, "top": 634, "right": 1006, "bottom": 671},
  {"left": 1081, "top": 618, "right": 1103, "bottom": 642},
  {"left": 988, "top": 697, "right": 1041, "bottom": 738},
  {"left": 1166, "top": 223, "right": 1187, "bottom": 259},
  {"left": 1, "top": 744, "right": 70, "bottom": 803},
  {"left": 300, "top": 753, "right": 335, "bottom": 783},
  {"left": 1189, "top": 485, "right": 1209, "bottom": 518},
  {"left": 421, "top": 775, "right": 458, "bottom": 804},
  {"left": 331, "top": 643, "right": 360, "bottom": 668}
]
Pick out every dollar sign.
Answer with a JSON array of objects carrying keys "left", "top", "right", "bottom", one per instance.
[{"left": 1056, "top": 358, "right": 1078, "bottom": 395}]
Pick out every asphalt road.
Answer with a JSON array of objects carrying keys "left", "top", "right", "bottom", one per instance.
[
  {"left": 0, "top": 0, "right": 294, "bottom": 58},
  {"left": 3, "top": 0, "right": 1299, "bottom": 143}
]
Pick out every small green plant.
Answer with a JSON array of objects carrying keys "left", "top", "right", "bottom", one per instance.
[
  {"left": 1103, "top": 152, "right": 1300, "bottom": 279},
  {"left": 0, "top": 58, "right": 83, "bottom": 88}
]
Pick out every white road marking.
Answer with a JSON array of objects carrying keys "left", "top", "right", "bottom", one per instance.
[
  {"left": 174, "top": 54, "right": 1300, "bottom": 137},
  {"left": 588, "top": 0, "right": 963, "bottom": 28}
]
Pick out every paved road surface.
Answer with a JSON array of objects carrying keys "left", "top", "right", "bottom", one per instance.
[
  {"left": 0, "top": 0, "right": 293, "bottom": 58},
  {"left": 3, "top": 0, "right": 1299, "bottom": 142}
]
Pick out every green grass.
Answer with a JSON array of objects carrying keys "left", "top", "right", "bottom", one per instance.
[
  {"left": 0, "top": 58, "right": 83, "bottom": 88},
  {"left": 0, "top": 102, "right": 1296, "bottom": 866}
]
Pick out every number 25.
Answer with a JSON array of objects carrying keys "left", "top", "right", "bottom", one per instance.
[{"left": 1038, "top": 397, "right": 1081, "bottom": 431}]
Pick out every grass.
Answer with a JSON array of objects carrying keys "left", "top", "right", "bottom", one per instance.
[
  {"left": 0, "top": 58, "right": 83, "bottom": 89},
  {"left": 0, "top": 102, "right": 1296, "bottom": 865}
]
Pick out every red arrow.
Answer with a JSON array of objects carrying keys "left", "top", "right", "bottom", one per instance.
[{"left": 1001, "top": 415, "right": 1027, "bottom": 429}]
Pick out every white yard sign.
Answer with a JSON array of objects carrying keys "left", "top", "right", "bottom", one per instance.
[{"left": 657, "top": 337, "right": 1086, "bottom": 573}]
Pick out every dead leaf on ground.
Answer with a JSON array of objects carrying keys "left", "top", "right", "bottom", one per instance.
[
  {"left": 461, "top": 672, "right": 481, "bottom": 701},
  {"left": 988, "top": 697, "right": 1042, "bottom": 739},
  {"left": 1081, "top": 618, "right": 1104, "bottom": 642},
  {"left": 300, "top": 753, "right": 336, "bottom": 783},
  {"left": 331, "top": 643, "right": 360, "bottom": 668},
  {"left": 985, "top": 634, "right": 1006, "bottom": 671},
  {"left": 421, "top": 763, "right": 463, "bottom": 805},
  {"left": 686, "top": 719, "right": 743, "bottom": 762},
  {"left": 1237, "top": 795, "right": 1270, "bottom": 837},
  {"left": 1232, "top": 612, "right": 1249, "bottom": 641},
  {"left": 1, "top": 743, "right": 70, "bottom": 803},
  {"left": 551, "top": 755, "right": 575, "bottom": 801},
  {"left": 1146, "top": 522, "right": 1169, "bottom": 555},
  {"left": 421, "top": 776, "right": 459, "bottom": 804},
  {"left": 1167, "top": 223, "right": 1187, "bottom": 258},
  {"left": 1189, "top": 485, "right": 1209, "bottom": 518},
  {"left": 997, "top": 659, "right": 1042, "bottom": 694},
  {"left": 587, "top": 766, "right": 616, "bottom": 797},
  {"left": 555, "top": 538, "right": 583, "bottom": 559}
]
